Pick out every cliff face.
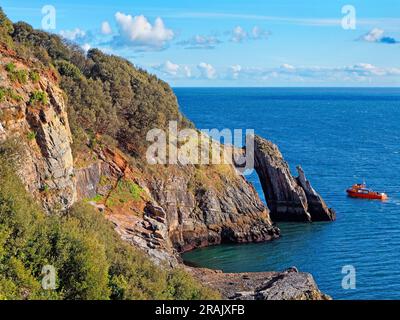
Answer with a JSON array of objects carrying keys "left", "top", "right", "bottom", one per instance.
[
  {"left": 0, "top": 12, "right": 334, "bottom": 299},
  {"left": 0, "top": 50, "right": 75, "bottom": 212},
  {"left": 74, "top": 151, "right": 279, "bottom": 263},
  {"left": 148, "top": 165, "right": 280, "bottom": 253},
  {"left": 0, "top": 47, "right": 279, "bottom": 266},
  {"left": 253, "top": 135, "right": 335, "bottom": 222},
  {"left": 190, "top": 267, "right": 331, "bottom": 300}
]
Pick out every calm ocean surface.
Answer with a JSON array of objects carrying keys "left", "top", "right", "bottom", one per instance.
[{"left": 175, "top": 87, "right": 400, "bottom": 300}]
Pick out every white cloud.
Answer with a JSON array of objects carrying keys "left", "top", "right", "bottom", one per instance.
[
  {"left": 81, "top": 43, "right": 91, "bottom": 52},
  {"left": 101, "top": 21, "right": 113, "bottom": 35},
  {"left": 231, "top": 26, "right": 247, "bottom": 42},
  {"left": 280, "top": 63, "right": 296, "bottom": 71},
  {"left": 198, "top": 62, "right": 217, "bottom": 79},
  {"left": 222, "top": 63, "right": 400, "bottom": 83},
  {"left": 177, "top": 35, "right": 221, "bottom": 49},
  {"left": 362, "top": 28, "right": 385, "bottom": 42},
  {"left": 162, "top": 60, "right": 180, "bottom": 75},
  {"left": 183, "top": 66, "right": 192, "bottom": 77},
  {"left": 360, "top": 28, "right": 398, "bottom": 44},
  {"left": 230, "top": 65, "right": 242, "bottom": 79},
  {"left": 230, "top": 26, "right": 270, "bottom": 42},
  {"left": 114, "top": 12, "right": 174, "bottom": 49},
  {"left": 344, "top": 63, "right": 400, "bottom": 76},
  {"left": 251, "top": 26, "right": 270, "bottom": 39},
  {"left": 154, "top": 60, "right": 192, "bottom": 78},
  {"left": 59, "top": 28, "right": 86, "bottom": 41}
]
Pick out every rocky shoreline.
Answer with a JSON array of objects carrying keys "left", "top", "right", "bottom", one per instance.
[{"left": 187, "top": 267, "right": 331, "bottom": 300}]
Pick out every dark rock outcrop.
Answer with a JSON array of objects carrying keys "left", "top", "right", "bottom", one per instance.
[
  {"left": 149, "top": 166, "right": 280, "bottom": 253},
  {"left": 296, "top": 165, "right": 336, "bottom": 221},
  {"left": 253, "top": 135, "right": 335, "bottom": 222},
  {"left": 189, "top": 267, "right": 331, "bottom": 300}
]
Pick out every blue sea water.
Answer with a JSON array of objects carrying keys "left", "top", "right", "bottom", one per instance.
[{"left": 175, "top": 87, "right": 400, "bottom": 300}]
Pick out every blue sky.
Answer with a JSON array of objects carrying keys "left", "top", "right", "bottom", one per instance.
[{"left": 2, "top": 0, "right": 400, "bottom": 86}]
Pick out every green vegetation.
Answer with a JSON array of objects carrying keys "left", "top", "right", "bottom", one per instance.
[
  {"left": 29, "top": 70, "right": 40, "bottom": 83},
  {"left": 5, "top": 15, "right": 192, "bottom": 158},
  {"left": 86, "top": 194, "right": 103, "bottom": 203},
  {"left": 0, "top": 87, "right": 23, "bottom": 103},
  {"left": 0, "top": 7, "right": 13, "bottom": 47},
  {"left": 29, "top": 90, "right": 48, "bottom": 106},
  {"left": 4, "top": 63, "right": 28, "bottom": 84},
  {"left": 106, "top": 179, "right": 143, "bottom": 207},
  {"left": 26, "top": 131, "right": 36, "bottom": 141},
  {"left": 0, "top": 8, "right": 221, "bottom": 301},
  {"left": 4, "top": 62, "right": 15, "bottom": 72},
  {"left": 0, "top": 148, "right": 219, "bottom": 300}
]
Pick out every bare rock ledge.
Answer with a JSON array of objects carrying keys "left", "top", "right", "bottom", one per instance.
[{"left": 189, "top": 267, "right": 331, "bottom": 300}]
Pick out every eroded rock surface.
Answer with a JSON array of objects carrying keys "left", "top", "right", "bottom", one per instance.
[
  {"left": 0, "top": 54, "right": 75, "bottom": 212},
  {"left": 189, "top": 267, "right": 331, "bottom": 300},
  {"left": 253, "top": 135, "right": 335, "bottom": 222},
  {"left": 149, "top": 166, "right": 280, "bottom": 253}
]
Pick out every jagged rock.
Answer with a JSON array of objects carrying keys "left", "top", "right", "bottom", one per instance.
[
  {"left": 0, "top": 57, "right": 75, "bottom": 212},
  {"left": 296, "top": 166, "right": 336, "bottom": 221},
  {"left": 253, "top": 135, "right": 335, "bottom": 222},
  {"left": 149, "top": 167, "right": 280, "bottom": 253},
  {"left": 188, "top": 267, "right": 331, "bottom": 300}
]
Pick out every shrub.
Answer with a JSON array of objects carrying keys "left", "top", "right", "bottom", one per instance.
[
  {"left": 6, "top": 88, "right": 22, "bottom": 102},
  {"left": 0, "top": 151, "right": 219, "bottom": 300},
  {"left": 0, "top": 88, "right": 22, "bottom": 103},
  {"left": 26, "top": 131, "right": 36, "bottom": 141},
  {"left": 4, "top": 63, "right": 28, "bottom": 84},
  {"left": 4, "top": 62, "right": 15, "bottom": 73},
  {"left": 13, "top": 69, "right": 27, "bottom": 84},
  {"left": 29, "top": 70, "right": 40, "bottom": 83},
  {"left": 29, "top": 90, "right": 48, "bottom": 106},
  {"left": 105, "top": 179, "right": 143, "bottom": 207}
]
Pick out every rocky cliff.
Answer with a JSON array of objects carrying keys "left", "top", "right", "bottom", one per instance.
[
  {"left": 148, "top": 165, "right": 280, "bottom": 253},
  {"left": 1, "top": 45, "right": 279, "bottom": 265},
  {"left": 0, "top": 48, "right": 75, "bottom": 212},
  {"left": 0, "top": 11, "right": 334, "bottom": 299},
  {"left": 253, "top": 135, "right": 335, "bottom": 222}
]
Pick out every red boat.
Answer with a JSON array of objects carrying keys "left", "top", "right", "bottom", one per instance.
[{"left": 346, "top": 183, "right": 388, "bottom": 200}]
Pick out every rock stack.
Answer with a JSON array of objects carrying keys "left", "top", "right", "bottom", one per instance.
[{"left": 253, "top": 135, "right": 335, "bottom": 222}]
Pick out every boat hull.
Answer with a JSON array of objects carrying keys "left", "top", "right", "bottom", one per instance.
[{"left": 346, "top": 190, "right": 387, "bottom": 200}]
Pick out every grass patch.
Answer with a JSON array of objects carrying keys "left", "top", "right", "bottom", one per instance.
[
  {"left": 86, "top": 194, "right": 104, "bottom": 203},
  {"left": 29, "top": 90, "right": 48, "bottom": 106},
  {"left": 29, "top": 70, "right": 40, "bottom": 83},
  {"left": 0, "top": 87, "right": 23, "bottom": 103},
  {"left": 5, "top": 63, "right": 28, "bottom": 84},
  {"left": 4, "top": 62, "right": 15, "bottom": 72},
  {"left": 26, "top": 131, "right": 36, "bottom": 141},
  {"left": 106, "top": 179, "right": 143, "bottom": 207}
]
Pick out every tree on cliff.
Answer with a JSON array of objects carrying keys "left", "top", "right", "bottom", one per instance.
[{"left": 7, "top": 17, "right": 192, "bottom": 157}]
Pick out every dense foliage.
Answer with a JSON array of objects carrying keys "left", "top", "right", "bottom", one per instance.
[
  {"left": 0, "top": 8, "right": 218, "bottom": 300},
  {"left": 0, "top": 146, "right": 218, "bottom": 300},
  {"left": 5, "top": 13, "right": 192, "bottom": 156}
]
